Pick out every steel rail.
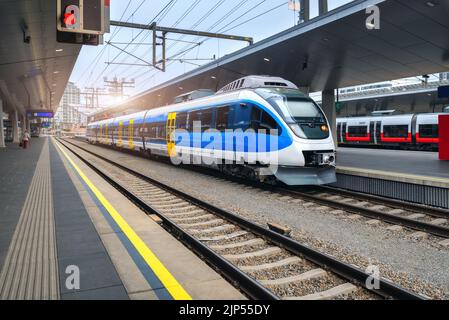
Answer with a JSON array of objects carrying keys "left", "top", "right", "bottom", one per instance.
[
  {"left": 59, "top": 138, "right": 425, "bottom": 300},
  {"left": 317, "top": 185, "right": 449, "bottom": 220},
  {"left": 281, "top": 188, "right": 449, "bottom": 239}
]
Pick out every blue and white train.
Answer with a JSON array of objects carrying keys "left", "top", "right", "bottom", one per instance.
[{"left": 87, "top": 76, "right": 336, "bottom": 185}]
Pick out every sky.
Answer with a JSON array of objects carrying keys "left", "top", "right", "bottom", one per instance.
[{"left": 70, "top": 0, "right": 353, "bottom": 106}]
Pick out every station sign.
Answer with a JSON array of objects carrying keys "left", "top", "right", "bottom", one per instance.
[
  {"left": 438, "top": 85, "right": 449, "bottom": 99},
  {"left": 27, "top": 111, "right": 54, "bottom": 118}
]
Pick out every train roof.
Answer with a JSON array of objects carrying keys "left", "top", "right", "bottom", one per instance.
[
  {"left": 217, "top": 75, "right": 298, "bottom": 94},
  {"left": 337, "top": 113, "right": 443, "bottom": 124}
]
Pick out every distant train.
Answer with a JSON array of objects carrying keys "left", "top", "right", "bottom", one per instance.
[
  {"left": 87, "top": 76, "right": 337, "bottom": 185},
  {"left": 337, "top": 113, "right": 442, "bottom": 151}
]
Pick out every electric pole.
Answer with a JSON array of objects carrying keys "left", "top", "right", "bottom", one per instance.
[{"left": 103, "top": 76, "right": 135, "bottom": 101}]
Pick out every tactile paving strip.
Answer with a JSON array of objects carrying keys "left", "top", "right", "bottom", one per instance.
[{"left": 0, "top": 140, "right": 59, "bottom": 299}]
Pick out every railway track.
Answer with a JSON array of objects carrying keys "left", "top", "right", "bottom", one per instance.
[
  {"left": 278, "top": 186, "right": 449, "bottom": 242},
  {"left": 57, "top": 138, "right": 424, "bottom": 300}
]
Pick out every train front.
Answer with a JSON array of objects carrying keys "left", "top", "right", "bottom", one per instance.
[{"left": 255, "top": 87, "right": 337, "bottom": 185}]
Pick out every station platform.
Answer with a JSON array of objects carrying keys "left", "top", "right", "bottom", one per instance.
[
  {"left": 334, "top": 147, "right": 449, "bottom": 208},
  {"left": 0, "top": 137, "right": 243, "bottom": 300},
  {"left": 336, "top": 147, "right": 449, "bottom": 188}
]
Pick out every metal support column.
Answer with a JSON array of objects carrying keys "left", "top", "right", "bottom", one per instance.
[
  {"left": 21, "top": 114, "right": 26, "bottom": 137},
  {"left": 319, "top": 0, "right": 328, "bottom": 15},
  {"left": 300, "top": 0, "right": 310, "bottom": 23},
  {"left": 322, "top": 89, "right": 337, "bottom": 148},
  {"left": 11, "top": 110, "right": 19, "bottom": 143},
  {"left": 0, "top": 99, "right": 5, "bottom": 148},
  {"left": 26, "top": 116, "right": 31, "bottom": 133}
]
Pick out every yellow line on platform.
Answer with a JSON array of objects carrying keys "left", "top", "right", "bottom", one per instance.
[{"left": 54, "top": 139, "right": 191, "bottom": 300}]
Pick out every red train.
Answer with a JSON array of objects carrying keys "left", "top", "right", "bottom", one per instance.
[{"left": 336, "top": 113, "right": 442, "bottom": 151}]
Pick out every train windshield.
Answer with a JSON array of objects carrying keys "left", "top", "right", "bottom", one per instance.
[{"left": 256, "top": 88, "right": 329, "bottom": 139}]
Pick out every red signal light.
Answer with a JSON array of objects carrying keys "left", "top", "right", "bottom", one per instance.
[
  {"left": 61, "top": 5, "right": 80, "bottom": 29},
  {"left": 64, "top": 11, "right": 76, "bottom": 26}
]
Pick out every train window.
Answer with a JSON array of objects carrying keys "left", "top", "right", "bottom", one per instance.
[
  {"left": 201, "top": 109, "right": 213, "bottom": 131},
  {"left": 159, "top": 122, "right": 166, "bottom": 139},
  {"left": 250, "top": 107, "right": 280, "bottom": 135},
  {"left": 348, "top": 126, "right": 368, "bottom": 137},
  {"left": 147, "top": 122, "right": 165, "bottom": 139},
  {"left": 250, "top": 107, "right": 262, "bottom": 129},
  {"left": 383, "top": 125, "right": 408, "bottom": 138},
  {"left": 122, "top": 123, "right": 128, "bottom": 139},
  {"left": 419, "top": 124, "right": 438, "bottom": 138},
  {"left": 260, "top": 110, "right": 279, "bottom": 134},
  {"left": 149, "top": 124, "right": 156, "bottom": 138},
  {"left": 187, "top": 110, "right": 202, "bottom": 132},
  {"left": 215, "top": 106, "right": 230, "bottom": 131},
  {"left": 176, "top": 112, "right": 188, "bottom": 130},
  {"left": 230, "top": 104, "right": 251, "bottom": 130}
]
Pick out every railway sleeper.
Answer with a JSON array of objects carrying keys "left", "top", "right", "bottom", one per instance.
[
  {"left": 223, "top": 247, "right": 282, "bottom": 261},
  {"left": 209, "top": 238, "right": 265, "bottom": 251},
  {"left": 259, "top": 268, "right": 327, "bottom": 286},
  {"left": 239, "top": 257, "right": 302, "bottom": 272},
  {"left": 284, "top": 283, "right": 358, "bottom": 300}
]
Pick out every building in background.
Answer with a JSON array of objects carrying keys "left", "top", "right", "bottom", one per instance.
[{"left": 54, "top": 82, "right": 84, "bottom": 130}]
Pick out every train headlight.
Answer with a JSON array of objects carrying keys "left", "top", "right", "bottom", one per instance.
[
  {"left": 289, "top": 124, "right": 307, "bottom": 139},
  {"left": 322, "top": 153, "right": 336, "bottom": 165},
  {"left": 320, "top": 124, "right": 329, "bottom": 132}
]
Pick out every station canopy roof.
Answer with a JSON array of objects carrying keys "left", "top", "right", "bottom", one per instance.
[
  {"left": 94, "top": 0, "right": 449, "bottom": 119},
  {"left": 0, "top": 0, "right": 81, "bottom": 115}
]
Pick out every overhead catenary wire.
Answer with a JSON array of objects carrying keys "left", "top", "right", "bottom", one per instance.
[
  {"left": 158, "top": 1, "right": 287, "bottom": 74},
  {"left": 120, "top": 0, "right": 219, "bottom": 83},
  {"left": 101, "top": 0, "right": 179, "bottom": 80},
  {"left": 222, "top": 1, "right": 287, "bottom": 33},
  {"left": 113, "top": 1, "right": 289, "bottom": 96},
  {"left": 120, "top": 0, "right": 208, "bottom": 81},
  {"left": 130, "top": 0, "right": 268, "bottom": 92},
  {"left": 76, "top": 0, "right": 134, "bottom": 86},
  {"left": 81, "top": 0, "right": 151, "bottom": 88},
  {"left": 164, "top": 0, "right": 287, "bottom": 68},
  {"left": 90, "top": 0, "right": 177, "bottom": 87}
]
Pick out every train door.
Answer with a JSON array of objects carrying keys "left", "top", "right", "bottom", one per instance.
[
  {"left": 128, "top": 119, "right": 134, "bottom": 150},
  {"left": 166, "top": 112, "right": 177, "bottom": 157},
  {"left": 369, "top": 121, "right": 377, "bottom": 144},
  {"left": 111, "top": 119, "right": 116, "bottom": 145},
  {"left": 341, "top": 122, "right": 347, "bottom": 143},
  {"left": 375, "top": 121, "right": 381, "bottom": 144},
  {"left": 411, "top": 114, "right": 418, "bottom": 145},
  {"left": 105, "top": 123, "right": 109, "bottom": 144},
  {"left": 118, "top": 120, "right": 123, "bottom": 147},
  {"left": 369, "top": 121, "right": 381, "bottom": 145},
  {"left": 141, "top": 112, "right": 150, "bottom": 151},
  {"left": 337, "top": 123, "right": 342, "bottom": 143}
]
